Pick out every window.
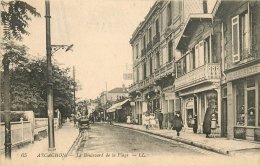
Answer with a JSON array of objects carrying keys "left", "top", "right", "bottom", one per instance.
[
  {"left": 156, "top": 52, "right": 160, "bottom": 69},
  {"left": 236, "top": 81, "right": 245, "bottom": 126},
  {"left": 155, "top": 19, "right": 159, "bottom": 35},
  {"left": 167, "top": 2, "right": 172, "bottom": 26},
  {"left": 136, "top": 44, "right": 139, "bottom": 59},
  {"left": 247, "top": 77, "right": 255, "bottom": 126},
  {"left": 143, "top": 63, "right": 146, "bottom": 79},
  {"left": 150, "top": 58, "right": 153, "bottom": 75},
  {"left": 148, "top": 27, "right": 152, "bottom": 42},
  {"left": 143, "top": 36, "right": 146, "bottom": 49},
  {"left": 258, "top": 78, "right": 260, "bottom": 126},
  {"left": 232, "top": 8, "right": 250, "bottom": 63},
  {"left": 168, "top": 41, "right": 173, "bottom": 62},
  {"left": 136, "top": 68, "right": 139, "bottom": 82}
]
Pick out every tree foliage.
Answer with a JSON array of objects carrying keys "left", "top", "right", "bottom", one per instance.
[
  {"left": 1, "top": 0, "right": 40, "bottom": 41},
  {"left": 1, "top": 52, "right": 78, "bottom": 118}
]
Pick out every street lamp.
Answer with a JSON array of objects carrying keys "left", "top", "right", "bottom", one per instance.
[{"left": 45, "top": 0, "right": 73, "bottom": 151}]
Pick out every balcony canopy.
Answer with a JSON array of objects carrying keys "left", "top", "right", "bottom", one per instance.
[
  {"left": 107, "top": 99, "right": 130, "bottom": 113},
  {"left": 175, "top": 14, "right": 213, "bottom": 51}
]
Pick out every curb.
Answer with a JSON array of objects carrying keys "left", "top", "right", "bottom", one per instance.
[{"left": 114, "top": 124, "right": 229, "bottom": 155}]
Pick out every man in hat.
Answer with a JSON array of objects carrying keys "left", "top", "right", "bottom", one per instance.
[{"left": 158, "top": 110, "right": 163, "bottom": 129}]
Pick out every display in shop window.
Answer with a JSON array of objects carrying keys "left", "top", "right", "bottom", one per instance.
[{"left": 237, "top": 105, "right": 245, "bottom": 126}]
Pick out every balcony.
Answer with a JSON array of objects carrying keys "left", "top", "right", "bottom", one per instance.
[
  {"left": 141, "top": 48, "right": 146, "bottom": 57},
  {"left": 153, "top": 33, "right": 160, "bottom": 46},
  {"left": 147, "top": 41, "right": 153, "bottom": 52},
  {"left": 153, "top": 61, "right": 175, "bottom": 81},
  {"left": 175, "top": 63, "right": 221, "bottom": 91}
]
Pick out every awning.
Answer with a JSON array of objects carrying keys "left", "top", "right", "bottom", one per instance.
[{"left": 107, "top": 99, "right": 130, "bottom": 113}]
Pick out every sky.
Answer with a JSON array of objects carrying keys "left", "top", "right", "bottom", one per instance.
[{"left": 19, "top": 0, "right": 156, "bottom": 100}]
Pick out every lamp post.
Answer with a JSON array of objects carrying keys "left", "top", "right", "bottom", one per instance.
[{"left": 45, "top": 0, "right": 73, "bottom": 151}]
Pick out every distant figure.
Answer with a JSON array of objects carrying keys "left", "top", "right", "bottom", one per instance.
[
  {"left": 143, "top": 113, "right": 150, "bottom": 130},
  {"left": 149, "top": 113, "right": 156, "bottom": 129},
  {"left": 203, "top": 104, "right": 213, "bottom": 138},
  {"left": 157, "top": 111, "right": 163, "bottom": 129},
  {"left": 192, "top": 114, "right": 198, "bottom": 133},
  {"left": 172, "top": 111, "right": 183, "bottom": 136}
]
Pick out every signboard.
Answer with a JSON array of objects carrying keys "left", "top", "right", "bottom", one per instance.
[
  {"left": 123, "top": 73, "right": 133, "bottom": 80},
  {"left": 165, "top": 93, "right": 175, "bottom": 100},
  {"left": 226, "top": 63, "right": 260, "bottom": 81}
]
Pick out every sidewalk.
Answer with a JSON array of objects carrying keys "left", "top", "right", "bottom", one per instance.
[
  {"left": 114, "top": 123, "right": 260, "bottom": 155},
  {"left": 0, "top": 121, "right": 79, "bottom": 161}
]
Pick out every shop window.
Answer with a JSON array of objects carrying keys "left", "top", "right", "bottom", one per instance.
[
  {"left": 247, "top": 90, "right": 255, "bottom": 126},
  {"left": 186, "top": 109, "right": 193, "bottom": 128},
  {"left": 258, "top": 78, "right": 260, "bottom": 126},
  {"left": 236, "top": 81, "right": 245, "bottom": 126},
  {"left": 247, "top": 77, "right": 256, "bottom": 126}
]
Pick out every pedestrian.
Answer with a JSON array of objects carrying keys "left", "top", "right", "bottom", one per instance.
[
  {"left": 158, "top": 110, "right": 163, "bottom": 129},
  {"left": 203, "top": 102, "right": 213, "bottom": 138},
  {"left": 192, "top": 114, "right": 198, "bottom": 133},
  {"left": 143, "top": 113, "right": 150, "bottom": 130},
  {"left": 172, "top": 111, "right": 183, "bottom": 136},
  {"left": 149, "top": 113, "right": 156, "bottom": 129}
]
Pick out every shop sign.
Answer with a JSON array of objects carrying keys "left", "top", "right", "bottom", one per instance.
[
  {"left": 227, "top": 63, "right": 260, "bottom": 81},
  {"left": 165, "top": 93, "right": 175, "bottom": 100}
]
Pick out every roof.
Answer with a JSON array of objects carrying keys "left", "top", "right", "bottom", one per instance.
[
  {"left": 107, "top": 99, "right": 130, "bottom": 113},
  {"left": 175, "top": 14, "right": 213, "bottom": 51},
  {"left": 108, "top": 87, "right": 128, "bottom": 93}
]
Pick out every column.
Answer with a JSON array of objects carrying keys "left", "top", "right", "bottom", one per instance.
[
  {"left": 216, "top": 88, "right": 222, "bottom": 134},
  {"left": 227, "top": 82, "right": 235, "bottom": 139}
]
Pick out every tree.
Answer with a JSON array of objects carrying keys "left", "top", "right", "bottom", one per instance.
[
  {"left": 1, "top": 0, "right": 40, "bottom": 158},
  {"left": 1, "top": 57, "right": 78, "bottom": 119}
]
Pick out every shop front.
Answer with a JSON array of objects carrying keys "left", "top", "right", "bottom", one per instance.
[
  {"left": 177, "top": 87, "right": 221, "bottom": 135},
  {"left": 226, "top": 73, "right": 260, "bottom": 141},
  {"left": 162, "top": 90, "right": 175, "bottom": 129}
]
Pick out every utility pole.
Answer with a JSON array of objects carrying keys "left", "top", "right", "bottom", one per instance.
[
  {"left": 45, "top": 0, "right": 55, "bottom": 151},
  {"left": 105, "top": 82, "right": 107, "bottom": 120},
  {"left": 73, "top": 66, "right": 76, "bottom": 114}
]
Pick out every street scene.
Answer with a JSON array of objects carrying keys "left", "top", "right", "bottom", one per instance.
[{"left": 1, "top": 0, "right": 260, "bottom": 166}]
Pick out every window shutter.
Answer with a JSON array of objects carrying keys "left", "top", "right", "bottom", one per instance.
[
  {"left": 195, "top": 44, "right": 199, "bottom": 68},
  {"left": 199, "top": 41, "right": 205, "bottom": 66},
  {"left": 232, "top": 15, "right": 240, "bottom": 62}
]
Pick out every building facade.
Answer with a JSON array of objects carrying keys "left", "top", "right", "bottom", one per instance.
[
  {"left": 214, "top": 0, "right": 260, "bottom": 141},
  {"left": 130, "top": 0, "right": 260, "bottom": 142},
  {"left": 175, "top": 13, "right": 222, "bottom": 134},
  {"left": 129, "top": 0, "right": 204, "bottom": 127}
]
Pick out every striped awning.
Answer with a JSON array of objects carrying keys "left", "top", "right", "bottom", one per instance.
[{"left": 107, "top": 99, "right": 130, "bottom": 113}]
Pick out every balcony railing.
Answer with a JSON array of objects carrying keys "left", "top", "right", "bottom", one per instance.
[
  {"left": 147, "top": 41, "right": 153, "bottom": 52},
  {"left": 175, "top": 63, "right": 220, "bottom": 91},
  {"left": 141, "top": 48, "right": 146, "bottom": 57},
  {"left": 153, "top": 33, "right": 160, "bottom": 46}
]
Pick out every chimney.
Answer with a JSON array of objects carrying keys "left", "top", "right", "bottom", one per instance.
[{"left": 203, "top": 0, "right": 208, "bottom": 13}]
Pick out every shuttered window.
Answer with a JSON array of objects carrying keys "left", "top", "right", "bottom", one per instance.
[{"left": 232, "top": 15, "right": 240, "bottom": 62}]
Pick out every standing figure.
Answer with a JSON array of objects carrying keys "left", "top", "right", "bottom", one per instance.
[
  {"left": 158, "top": 111, "right": 163, "bottom": 129},
  {"left": 192, "top": 114, "right": 198, "bottom": 133},
  {"left": 203, "top": 106, "right": 213, "bottom": 138},
  {"left": 172, "top": 111, "right": 183, "bottom": 136},
  {"left": 143, "top": 113, "right": 150, "bottom": 130},
  {"left": 149, "top": 113, "right": 156, "bottom": 129}
]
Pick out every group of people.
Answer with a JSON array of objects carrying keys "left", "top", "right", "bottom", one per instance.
[{"left": 144, "top": 101, "right": 216, "bottom": 138}]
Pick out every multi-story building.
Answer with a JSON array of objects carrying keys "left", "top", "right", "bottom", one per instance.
[
  {"left": 175, "top": 13, "right": 221, "bottom": 134},
  {"left": 129, "top": 0, "right": 204, "bottom": 127},
  {"left": 213, "top": 0, "right": 260, "bottom": 141}
]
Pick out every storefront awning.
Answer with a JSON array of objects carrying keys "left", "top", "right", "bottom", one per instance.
[{"left": 107, "top": 99, "right": 130, "bottom": 113}]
